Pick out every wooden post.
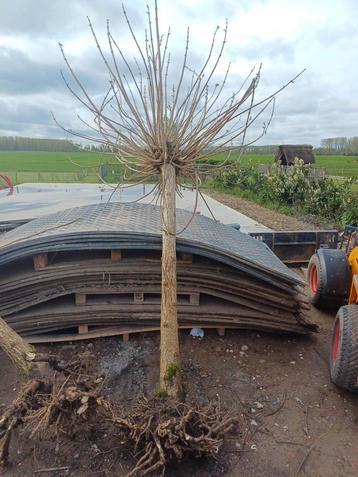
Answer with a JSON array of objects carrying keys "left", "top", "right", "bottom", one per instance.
[
  {"left": 134, "top": 292, "right": 144, "bottom": 303},
  {"left": 75, "top": 293, "right": 87, "bottom": 306},
  {"left": 111, "top": 250, "right": 122, "bottom": 261},
  {"left": 0, "top": 316, "right": 35, "bottom": 380},
  {"left": 160, "top": 164, "right": 183, "bottom": 398},
  {"left": 33, "top": 253, "right": 48, "bottom": 271},
  {"left": 78, "top": 324, "right": 89, "bottom": 334}
]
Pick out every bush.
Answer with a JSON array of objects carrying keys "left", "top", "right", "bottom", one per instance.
[
  {"left": 262, "top": 160, "right": 310, "bottom": 205},
  {"left": 213, "top": 159, "right": 358, "bottom": 226}
]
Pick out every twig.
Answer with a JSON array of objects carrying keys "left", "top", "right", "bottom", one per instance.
[
  {"left": 293, "top": 432, "right": 327, "bottom": 477},
  {"left": 34, "top": 466, "right": 71, "bottom": 474},
  {"left": 263, "top": 392, "right": 287, "bottom": 417},
  {"left": 293, "top": 443, "right": 315, "bottom": 477}
]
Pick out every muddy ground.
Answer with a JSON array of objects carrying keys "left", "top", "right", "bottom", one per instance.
[{"left": 0, "top": 302, "right": 357, "bottom": 477}]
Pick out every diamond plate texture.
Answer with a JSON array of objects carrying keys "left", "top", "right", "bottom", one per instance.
[{"left": 0, "top": 203, "right": 301, "bottom": 283}]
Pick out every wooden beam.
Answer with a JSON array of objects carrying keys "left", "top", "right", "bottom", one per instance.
[
  {"left": 78, "top": 324, "right": 89, "bottom": 334},
  {"left": 75, "top": 293, "right": 87, "bottom": 306},
  {"left": 122, "top": 333, "right": 129, "bottom": 343},
  {"left": 178, "top": 252, "right": 192, "bottom": 264},
  {"left": 217, "top": 327, "right": 226, "bottom": 337},
  {"left": 134, "top": 292, "right": 144, "bottom": 303},
  {"left": 33, "top": 253, "right": 48, "bottom": 271},
  {"left": 189, "top": 292, "right": 200, "bottom": 305},
  {"left": 111, "top": 250, "right": 122, "bottom": 262}
]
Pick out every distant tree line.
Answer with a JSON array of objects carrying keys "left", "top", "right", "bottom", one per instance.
[
  {"left": 0, "top": 135, "right": 357, "bottom": 156},
  {"left": 246, "top": 138, "right": 358, "bottom": 156},
  {"left": 81, "top": 143, "right": 113, "bottom": 152},
  {"left": 317, "top": 137, "right": 358, "bottom": 155},
  {"left": 0, "top": 136, "right": 80, "bottom": 152}
]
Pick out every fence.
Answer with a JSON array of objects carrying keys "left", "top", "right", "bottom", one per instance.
[{"left": 1, "top": 171, "right": 116, "bottom": 185}]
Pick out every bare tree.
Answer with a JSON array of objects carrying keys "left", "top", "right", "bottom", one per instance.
[
  {"left": 55, "top": 0, "right": 302, "bottom": 398},
  {"left": 0, "top": 317, "right": 35, "bottom": 380}
]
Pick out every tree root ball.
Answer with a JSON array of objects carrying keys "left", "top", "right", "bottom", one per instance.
[{"left": 112, "top": 397, "right": 237, "bottom": 476}]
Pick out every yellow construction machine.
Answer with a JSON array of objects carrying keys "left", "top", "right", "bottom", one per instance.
[{"left": 308, "top": 226, "right": 358, "bottom": 392}]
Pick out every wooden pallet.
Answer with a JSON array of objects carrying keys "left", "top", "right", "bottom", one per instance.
[
  {"left": 74, "top": 291, "right": 200, "bottom": 306},
  {"left": 25, "top": 324, "right": 227, "bottom": 344}
]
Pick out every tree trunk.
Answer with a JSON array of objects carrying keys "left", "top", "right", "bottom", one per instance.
[
  {"left": 160, "top": 163, "right": 183, "bottom": 398},
  {"left": 0, "top": 317, "right": 35, "bottom": 380}
]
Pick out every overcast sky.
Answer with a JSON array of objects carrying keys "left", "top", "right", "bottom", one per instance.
[{"left": 0, "top": 0, "right": 357, "bottom": 146}]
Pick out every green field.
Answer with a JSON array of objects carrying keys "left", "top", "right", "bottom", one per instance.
[
  {"left": 0, "top": 151, "right": 121, "bottom": 183},
  {"left": 0, "top": 151, "right": 114, "bottom": 172},
  {"left": 207, "top": 153, "right": 358, "bottom": 177},
  {"left": 0, "top": 150, "right": 357, "bottom": 183}
]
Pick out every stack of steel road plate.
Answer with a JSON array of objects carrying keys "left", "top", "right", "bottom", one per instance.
[{"left": 0, "top": 203, "right": 317, "bottom": 342}]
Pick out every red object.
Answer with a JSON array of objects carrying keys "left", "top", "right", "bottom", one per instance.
[
  {"left": 309, "top": 263, "right": 318, "bottom": 293},
  {"left": 0, "top": 175, "right": 14, "bottom": 195}
]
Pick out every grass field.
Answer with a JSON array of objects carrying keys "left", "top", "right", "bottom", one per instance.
[
  {"left": 0, "top": 150, "right": 357, "bottom": 183},
  {"left": 207, "top": 152, "right": 358, "bottom": 177},
  {"left": 0, "top": 151, "right": 121, "bottom": 184},
  {"left": 0, "top": 151, "right": 114, "bottom": 172}
]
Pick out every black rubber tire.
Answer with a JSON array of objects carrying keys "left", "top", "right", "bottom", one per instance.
[
  {"left": 330, "top": 305, "right": 358, "bottom": 392},
  {"left": 307, "top": 249, "right": 350, "bottom": 309}
]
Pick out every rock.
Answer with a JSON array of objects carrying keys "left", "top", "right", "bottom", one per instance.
[{"left": 241, "top": 345, "right": 249, "bottom": 352}]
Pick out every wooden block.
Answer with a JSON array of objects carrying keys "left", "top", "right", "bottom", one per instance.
[
  {"left": 217, "top": 327, "right": 226, "bottom": 337},
  {"left": 189, "top": 292, "right": 200, "bottom": 305},
  {"left": 75, "top": 293, "right": 87, "bottom": 306},
  {"left": 78, "top": 324, "right": 89, "bottom": 334},
  {"left": 178, "top": 252, "right": 192, "bottom": 263},
  {"left": 111, "top": 250, "right": 122, "bottom": 261},
  {"left": 123, "top": 333, "right": 129, "bottom": 343},
  {"left": 33, "top": 253, "right": 48, "bottom": 271},
  {"left": 134, "top": 292, "right": 144, "bottom": 303}
]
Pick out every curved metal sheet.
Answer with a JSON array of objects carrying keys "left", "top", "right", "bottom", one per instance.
[{"left": 0, "top": 202, "right": 302, "bottom": 284}]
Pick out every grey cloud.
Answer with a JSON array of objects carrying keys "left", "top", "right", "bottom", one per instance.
[
  {"left": 0, "top": 0, "right": 143, "bottom": 38},
  {"left": 0, "top": 45, "right": 113, "bottom": 98},
  {"left": 175, "top": 0, "right": 267, "bottom": 23},
  {"left": 0, "top": 0, "right": 357, "bottom": 146},
  {"left": 0, "top": 47, "right": 61, "bottom": 94},
  {"left": 229, "top": 38, "right": 295, "bottom": 63}
]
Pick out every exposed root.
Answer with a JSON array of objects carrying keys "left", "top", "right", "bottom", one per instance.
[
  {"left": 0, "top": 352, "right": 108, "bottom": 466},
  {"left": 1, "top": 352, "right": 237, "bottom": 476},
  {"left": 112, "top": 397, "right": 237, "bottom": 476}
]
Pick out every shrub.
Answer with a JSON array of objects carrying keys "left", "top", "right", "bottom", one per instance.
[{"left": 213, "top": 159, "right": 358, "bottom": 226}]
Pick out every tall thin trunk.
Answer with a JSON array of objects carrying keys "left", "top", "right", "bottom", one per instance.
[
  {"left": 160, "top": 163, "right": 183, "bottom": 398},
  {"left": 0, "top": 317, "right": 35, "bottom": 380}
]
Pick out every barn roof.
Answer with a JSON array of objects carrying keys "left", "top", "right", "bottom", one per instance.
[{"left": 275, "top": 145, "right": 315, "bottom": 164}]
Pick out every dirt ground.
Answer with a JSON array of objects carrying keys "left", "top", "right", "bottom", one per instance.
[
  {"left": 205, "top": 191, "right": 322, "bottom": 230},
  {"left": 0, "top": 202, "right": 356, "bottom": 477},
  {"left": 0, "top": 301, "right": 357, "bottom": 477}
]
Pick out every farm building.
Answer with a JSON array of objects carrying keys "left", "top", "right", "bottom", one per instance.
[{"left": 275, "top": 144, "right": 315, "bottom": 165}]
